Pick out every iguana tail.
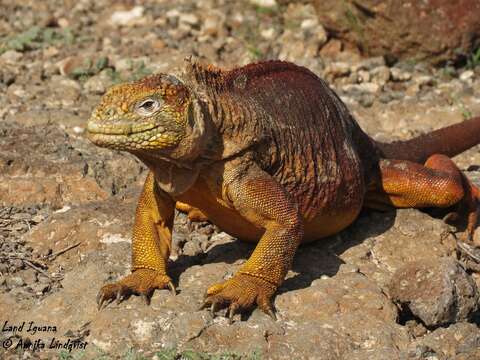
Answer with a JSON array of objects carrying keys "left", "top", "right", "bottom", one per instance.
[{"left": 375, "top": 116, "right": 480, "bottom": 163}]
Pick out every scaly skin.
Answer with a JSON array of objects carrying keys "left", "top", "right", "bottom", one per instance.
[{"left": 87, "top": 59, "right": 480, "bottom": 320}]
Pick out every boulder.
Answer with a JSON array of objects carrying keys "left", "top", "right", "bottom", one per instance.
[
  {"left": 389, "top": 257, "right": 479, "bottom": 328},
  {"left": 313, "top": 0, "right": 480, "bottom": 65}
]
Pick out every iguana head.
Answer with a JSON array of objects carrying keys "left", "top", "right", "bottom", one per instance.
[{"left": 87, "top": 73, "right": 207, "bottom": 161}]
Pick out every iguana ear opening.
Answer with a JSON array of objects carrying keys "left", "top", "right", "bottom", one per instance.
[{"left": 165, "top": 93, "right": 209, "bottom": 162}]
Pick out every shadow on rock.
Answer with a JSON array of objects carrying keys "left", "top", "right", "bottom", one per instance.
[{"left": 169, "top": 208, "right": 396, "bottom": 296}]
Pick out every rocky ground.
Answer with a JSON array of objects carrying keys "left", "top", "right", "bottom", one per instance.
[{"left": 1, "top": 0, "right": 480, "bottom": 359}]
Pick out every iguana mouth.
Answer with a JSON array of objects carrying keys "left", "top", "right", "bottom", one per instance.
[
  {"left": 87, "top": 119, "right": 162, "bottom": 136},
  {"left": 86, "top": 118, "right": 179, "bottom": 151}
]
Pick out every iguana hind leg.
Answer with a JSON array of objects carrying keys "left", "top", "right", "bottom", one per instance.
[
  {"left": 97, "top": 172, "right": 176, "bottom": 309},
  {"left": 366, "top": 155, "right": 480, "bottom": 245}
]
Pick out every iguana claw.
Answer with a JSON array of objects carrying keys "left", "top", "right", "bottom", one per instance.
[
  {"left": 96, "top": 269, "right": 175, "bottom": 310},
  {"left": 200, "top": 273, "right": 277, "bottom": 322}
]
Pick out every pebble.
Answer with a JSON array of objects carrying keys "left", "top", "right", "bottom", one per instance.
[
  {"left": 83, "top": 71, "right": 111, "bottom": 95},
  {"left": 11, "top": 259, "right": 24, "bottom": 270},
  {"left": 31, "top": 283, "right": 50, "bottom": 295},
  {"left": 202, "top": 14, "right": 224, "bottom": 37},
  {"left": 357, "top": 70, "right": 371, "bottom": 83},
  {"left": 391, "top": 67, "right": 412, "bottom": 82},
  {"left": 21, "top": 268, "right": 37, "bottom": 284},
  {"left": 249, "top": 0, "right": 277, "bottom": 8},
  {"left": 110, "top": 6, "right": 145, "bottom": 26},
  {"left": 325, "top": 62, "right": 351, "bottom": 78},
  {"left": 58, "top": 18, "right": 69, "bottom": 28},
  {"left": 38, "top": 275, "right": 51, "bottom": 284},
  {"left": 320, "top": 39, "right": 342, "bottom": 58},
  {"left": 0, "top": 263, "right": 9, "bottom": 273},
  {"left": 459, "top": 70, "right": 474, "bottom": 81},
  {"left": 379, "top": 92, "right": 393, "bottom": 104},
  {"left": 42, "top": 46, "right": 59, "bottom": 59},
  {"left": 352, "top": 56, "right": 386, "bottom": 72},
  {"left": 190, "top": 233, "right": 210, "bottom": 250},
  {"left": 261, "top": 28, "right": 276, "bottom": 40},
  {"left": 7, "top": 276, "right": 25, "bottom": 287},
  {"left": 405, "top": 83, "right": 421, "bottom": 96},
  {"left": 415, "top": 75, "right": 434, "bottom": 87},
  {"left": 182, "top": 240, "right": 203, "bottom": 257},
  {"left": 179, "top": 13, "right": 199, "bottom": 27},
  {"left": 370, "top": 66, "right": 391, "bottom": 86},
  {"left": 165, "top": 9, "right": 180, "bottom": 19},
  {"left": 359, "top": 93, "right": 375, "bottom": 108},
  {"left": 0, "top": 50, "right": 23, "bottom": 64},
  {"left": 301, "top": 19, "right": 318, "bottom": 30},
  {"left": 73, "top": 126, "right": 84, "bottom": 134},
  {"left": 172, "top": 232, "right": 187, "bottom": 250},
  {"left": 31, "top": 214, "right": 45, "bottom": 224},
  {"left": 342, "top": 82, "right": 380, "bottom": 94}
]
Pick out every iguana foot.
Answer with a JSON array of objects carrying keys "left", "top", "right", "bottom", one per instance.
[
  {"left": 175, "top": 202, "right": 208, "bottom": 222},
  {"left": 97, "top": 269, "right": 175, "bottom": 310},
  {"left": 447, "top": 177, "right": 480, "bottom": 248},
  {"left": 200, "top": 273, "right": 277, "bottom": 322}
]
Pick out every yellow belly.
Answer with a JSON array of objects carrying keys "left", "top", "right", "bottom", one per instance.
[{"left": 175, "top": 178, "right": 361, "bottom": 244}]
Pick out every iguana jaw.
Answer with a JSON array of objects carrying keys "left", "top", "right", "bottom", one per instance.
[
  {"left": 87, "top": 119, "right": 159, "bottom": 136},
  {"left": 87, "top": 117, "right": 181, "bottom": 151}
]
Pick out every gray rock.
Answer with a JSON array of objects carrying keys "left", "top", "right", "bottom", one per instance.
[
  {"left": 404, "top": 323, "right": 480, "bottom": 359},
  {"left": 391, "top": 67, "right": 412, "bottom": 82},
  {"left": 324, "top": 61, "right": 351, "bottom": 78},
  {"left": 7, "top": 276, "right": 25, "bottom": 287},
  {"left": 313, "top": 0, "right": 480, "bottom": 65},
  {"left": 178, "top": 13, "right": 199, "bottom": 27},
  {"left": 109, "top": 6, "right": 145, "bottom": 27},
  {"left": 182, "top": 239, "right": 203, "bottom": 257},
  {"left": 0, "top": 50, "right": 23, "bottom": 64},
  {"left": 250, "top": 0, "right": 277, "bottom": 8},
  {"left": 389, "top": 257, "right": 479, "bottom": 328},
  {"left": 357, "top": 69, "right": 371, "bottom": 83},
  {"left": 359, "top": 93, "right": 376, "bottom": 108},
  {"left": 20, "top": 268, "right": 37, "bottom": 284},
  {"left": 352, "top": 56, "right": 386, "bottom": 72},
  {"left": 83, "top": 70, "right": 112, "bottom": 95},
  {"left": 342, "top": 82, "right": 381, "bottom": 94},
  {"left": 0, "top": 257, "right": 10, "bottom": 272},
  {"left": 370, "top": 66, "right": 391, "bottom": 87},
  {"left": 460, "top": 70, "right": 475, "bottom": 82}
]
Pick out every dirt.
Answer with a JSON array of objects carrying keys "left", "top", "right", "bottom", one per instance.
[{"left": 0, "top": 1, "right": 480, "bottom": 359}]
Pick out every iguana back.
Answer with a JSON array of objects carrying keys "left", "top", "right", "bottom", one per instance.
[{"left": 187, "top": 60, "right": 376, "bottom": 221}]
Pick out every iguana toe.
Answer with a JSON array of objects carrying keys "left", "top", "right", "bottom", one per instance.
[
  {"left": 200, "top": 273, "right": 277, "bottom": 322},
  {"left": 97, "top": 269, "right": 175, "bottom": 310}
]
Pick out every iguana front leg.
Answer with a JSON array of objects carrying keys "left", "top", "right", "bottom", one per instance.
[
  {"left": 201, "top": 163, "right": 303, "bottom": 320},
  {"left": 97, "top": 171, "right": 176, "bottom": 309}
]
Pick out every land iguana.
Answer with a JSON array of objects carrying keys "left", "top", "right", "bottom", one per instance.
[{"left": 87, "top": 59, "right": 480, "bottom": 321}]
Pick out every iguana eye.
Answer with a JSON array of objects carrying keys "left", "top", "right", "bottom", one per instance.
[{"left": 135, "top": 99, "right": 161, "bottom": 116}]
